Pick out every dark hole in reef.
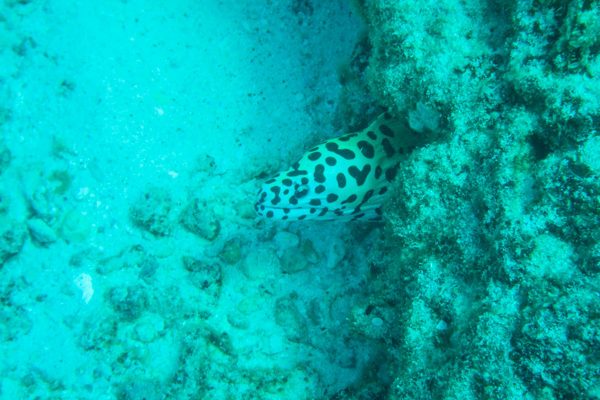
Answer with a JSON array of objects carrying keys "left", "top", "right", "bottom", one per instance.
[{"left": 527, "top": 133, "right": 552, "bottom": 160}]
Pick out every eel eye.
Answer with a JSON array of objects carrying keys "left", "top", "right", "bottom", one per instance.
[{"left": 294, "top": 184, "right": 309, "bottom": 198}]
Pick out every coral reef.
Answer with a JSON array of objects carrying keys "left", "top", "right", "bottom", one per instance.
[{"left": 355, "top": 0, "right": 600, "bottom": 398}]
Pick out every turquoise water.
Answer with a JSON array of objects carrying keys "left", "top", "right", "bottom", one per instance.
[{"left": 1, "top": 1, "right": 599, "bottom": 399}]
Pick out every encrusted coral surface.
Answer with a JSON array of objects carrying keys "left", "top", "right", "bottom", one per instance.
[{"left": 360, "top": 0, "right": 599, "bottom": 398}]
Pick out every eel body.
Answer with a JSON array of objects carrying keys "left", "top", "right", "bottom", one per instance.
[{"left": 255, "top": 113, "right": 424, "bottom": 221}]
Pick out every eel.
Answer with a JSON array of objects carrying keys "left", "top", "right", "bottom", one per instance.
[{"left": 255, "top": 113, "right": 425, "bottom": 221}]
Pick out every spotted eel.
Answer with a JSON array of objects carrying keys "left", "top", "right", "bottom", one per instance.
[{"left": 255, "top": 113, "right": 425, "bottom": 221}]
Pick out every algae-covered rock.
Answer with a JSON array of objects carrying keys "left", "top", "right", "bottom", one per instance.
[
  {"left": 0, "top": 188, "right": 8, "bottom": 214},
  {"left": 299, "top": 238, "right": 319, "bottom": 264},
  {"left": 182, "top": 256, "right": 222, "bottom": 296},
  {"left": 0, "top": 141, "right": 11, "bottom": 175},
  {"left": 279, "top": 247, "right": 310, "bottom": 274},
  {"left": 138, "top": 255, "right": 159, "bottom": 282},
  {"left": 0, "top": 217, "right": 26, "bottom": 267},
  {"left": 219, "top": 238, "right": 242, "bottom": 264},
  {"left": 273, "top": 230, "right": 299, "bottom": 250},
  {"left": 180, "top": 196, "right": 220, "bottom": 241},
  {"left": 0, "top": 303, "right": 33, "bottom": 342},
  {"left": 27, "top": 185, "right": 59, "bottom": 223},
  {"left": 107, "top": 285, "right": 148, "bottom": 321},
  {"left": 279, "top": 238, "right": 319, "bottom": 274},
  {"left": 274, "top": 296, "right": 308, "bottom": 343},
  {"left": 192, "top": 153, "right": 217, "bottom": 175},
  {"left": 129, "top": 187, "right": 173, "bottom": 237},
  {"left": 241, "top": 247, "right": 280, "bottom": 280},
  {"left": 77, "top": 317, "right": 116, "bottom": 351},
  {"left": 204, "top": 325, "right": 234, "bottom": 356},
  {"left": 27, "top": 217, "right": 57, "bottom": 246},
  {"left": 227, "top": 297, "right": 259, "bottom": 330}
]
